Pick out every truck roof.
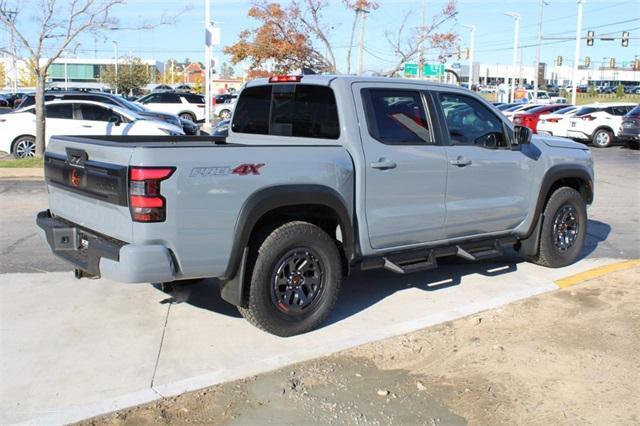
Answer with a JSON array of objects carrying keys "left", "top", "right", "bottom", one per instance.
[{"left": 245, "top": 74, "right": 470, "bottom": 91}]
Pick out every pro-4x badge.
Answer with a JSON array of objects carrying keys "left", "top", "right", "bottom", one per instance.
[{"left": 232, "top": 163, "right": 265, "bottom": 175}]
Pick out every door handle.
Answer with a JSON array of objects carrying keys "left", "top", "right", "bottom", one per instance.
[
  {"left": 449, "top": 157, "right": 472, "bottom": 167},
  {"left": 82, "top": 125, "right": 92, "bottom": 128},
  {"left": 370, "top": 158, "right": 397, "bottom": 170}
]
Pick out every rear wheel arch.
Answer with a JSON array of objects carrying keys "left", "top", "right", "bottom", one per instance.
[{"left": 219, "top": 185, "right": 355, "bottom": 307}]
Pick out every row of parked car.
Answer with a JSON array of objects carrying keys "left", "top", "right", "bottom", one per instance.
[
  {"left": 492, "top": 101, "right": 639, "bottom": 149},
  {"left": 0, "top": 89, "right": 240, "bottom": 158}
]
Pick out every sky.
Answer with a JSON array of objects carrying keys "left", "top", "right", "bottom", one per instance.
[{"left": 3, "top": 0, "right": 639, "bottom": 73}]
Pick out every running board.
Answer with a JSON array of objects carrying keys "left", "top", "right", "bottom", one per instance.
[
  {"left": 361, "top": 236, "right": 516, "bottom": 275},
  {"left": 383, "top": 250, "right": 437, "bottom": 274}
]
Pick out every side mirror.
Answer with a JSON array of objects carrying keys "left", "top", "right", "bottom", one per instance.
[
  {"left": 514, "top": 125, "right": 532, "bottom": 146},
  {"left": 109, "top": 115, "right": 122, "bottom": 126}
]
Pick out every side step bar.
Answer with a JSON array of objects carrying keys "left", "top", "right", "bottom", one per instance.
[{"left": 361, "top": 236, "right": 516, "bottom": 275}]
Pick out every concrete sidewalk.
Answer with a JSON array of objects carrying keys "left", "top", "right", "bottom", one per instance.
[{"left": 0, "top": 257, "right": 620, "bottom": 424}]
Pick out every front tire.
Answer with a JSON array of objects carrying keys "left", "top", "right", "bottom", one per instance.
[
  {"left": 219, "top": 109, "right": 231, "bottom": 120},
  {"left": 12, "top": 135, "right": 36, "bottom": 158},
  {"left": 592, "top": 128, "right": 613, "bottom": 148},
  {"left": 238, "top": 221, "right": 342, "bottom": 337},
  {"left": 530, "top": 187, "right": 587, "bottom": 268}
]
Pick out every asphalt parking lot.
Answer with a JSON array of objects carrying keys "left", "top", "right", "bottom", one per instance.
[{"left": 0, "top": 145, "right": 638, "bottom": 423}]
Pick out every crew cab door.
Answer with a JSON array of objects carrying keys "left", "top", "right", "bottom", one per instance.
[
  {"left": 434, "top": 91, "right": 533, "bottom": 238},
  {"left": 43, "top": 104, "right": 76, "bottom": 141},
  {"left": 353, "top": 83, "right": 448, "bottom": 249}
]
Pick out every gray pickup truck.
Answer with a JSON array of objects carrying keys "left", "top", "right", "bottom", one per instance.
[{"left": 37, "top": 75, "right": 594, "bottom": 336}]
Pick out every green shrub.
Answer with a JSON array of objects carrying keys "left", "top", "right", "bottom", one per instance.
[
  {"left": 587, "top": 85, "right": 597, "bottom": 97},
  {"left": 616, "top": 84, "right": 625, "bottom": 97}
]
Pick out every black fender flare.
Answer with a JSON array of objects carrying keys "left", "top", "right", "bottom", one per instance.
[
  {"left": 219, "top": 184, "right": 354, "bottom": 306},
  {"left": 518, "top": 164, "right": 593, "bottom": 255}
]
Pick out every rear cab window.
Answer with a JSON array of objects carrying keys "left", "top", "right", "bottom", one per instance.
[{"left": 232, "top": 84, "right": 339, "bottom": 139}]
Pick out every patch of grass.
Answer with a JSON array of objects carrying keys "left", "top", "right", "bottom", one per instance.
[
  {"left": 0, "top": 157, "right": 44, "bottom": 168},
  {"left": 480, "top": 92, "right": 640, "bottom": 105}
]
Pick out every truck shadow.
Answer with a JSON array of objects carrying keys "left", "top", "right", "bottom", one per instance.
[{"left": 153, "top": 219, "right": 611, "bottom": 324}]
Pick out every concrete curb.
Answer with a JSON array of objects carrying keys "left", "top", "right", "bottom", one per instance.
[{"left": 0, "top": 168, "right": 44, "bottom": 179}]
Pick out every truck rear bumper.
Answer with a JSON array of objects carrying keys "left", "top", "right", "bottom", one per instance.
[{"left": 37, "top": 210, "right": 176, "bottom": 283}]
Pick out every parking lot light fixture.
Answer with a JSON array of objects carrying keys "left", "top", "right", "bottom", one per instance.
[{"left": 505, "top": 12, "right": 520, "bottom": 103}]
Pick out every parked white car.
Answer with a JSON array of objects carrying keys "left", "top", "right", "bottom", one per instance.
[
  {"left": 537, "top": 105, "right": 578, "bottom": 137},
  {"left": 502, "top": 103, "right": 541, "bottom": 121},
  {"left": 213, "top": 98, "right": 237, "bottom": 120},
  {"left": 0, "top": 100, "right": 184, "bottom": 158},
  {"left": 566, "top": 103, "right": 637, "bottom": 148},
  {"left": 135, "top": 92, "right": 206, "bottom": 122},
  {"left": 525, "top": 90, "right": 551, "bottom": 104}
]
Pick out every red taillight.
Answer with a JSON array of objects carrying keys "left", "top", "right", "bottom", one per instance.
[
  {"left": 547, "top": 118, "right": 560, "bottom": 123},
  {"left": 580, "top": 115, "right": 596, "bottom": 121},
  {"left": 269, "top": 75, "right": 302, "bottom": 83},
  {"left": 129, "top": 167, "right": 174, "bottom": 223}
]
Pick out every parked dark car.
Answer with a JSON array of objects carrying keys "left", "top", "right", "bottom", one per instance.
[
  {"left": 0, "top": 95, "right": 9, "bottom": 108},
  {"left": 618, "top": 105, "right": 640, "bottom": 149},
  {"left": 16, "top": 91, "right": 191, "bottom": 133},
  {"left": 496, "top": 103, "right": 519, "bottom": 111}
]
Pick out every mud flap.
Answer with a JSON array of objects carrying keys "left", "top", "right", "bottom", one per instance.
[
  {"left": 219, "top": 247, "right": 248, "bottom": 307},
  {"left": 518, "top": 213, "right": 544, "bottom": 257}
]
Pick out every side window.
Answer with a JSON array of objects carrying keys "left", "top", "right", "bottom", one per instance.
[
  {"left": 158, "top": 93, "right": 180, "bottom": 103},
  {"left": 362, "top": 89, "right": 431, "bottom": 144},
  {"left": 184, "top": 94, "right": 205, "bottom": 104},
  {"left": 79, "top": 104, "right": 116, "bottom": 122},
  {"left": 438, "top": 93, "right": 508, "bottom": 149},
  {"left": 141, "top": 94, "right": 160, "bottom": 104},
  {"left": 232, "top": 85, "right": 272, "bottom": 135},
  {"left": 45, "top": 104, "right": 73, "bottom": 119}
]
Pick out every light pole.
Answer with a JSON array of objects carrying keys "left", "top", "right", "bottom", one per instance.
[
  {"left": 112, "top": 41, "right": 118, "bottom": 95},
  {"left": 533, "top": 0, "right": 545, "bottom": 99},
  {"left": 418, "top": 0, "right": 427, "bottom": 79},
  {"left": 505, "top": 12, "right": 520, "bottom": 103},
  {"left": 571, "top": 0, "right": 585, "bottom": 105},
  {"left": 204, "top": 0, "right": 212, "bottom": 128},
  {"left": 462, "top": 25, "right": 475, "bottom": 90}
]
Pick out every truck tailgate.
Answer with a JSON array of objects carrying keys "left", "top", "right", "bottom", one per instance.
[{"left": 44, "top": 136, "right": 134, "bottom": 243}]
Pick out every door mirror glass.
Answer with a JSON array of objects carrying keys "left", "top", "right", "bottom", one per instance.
[
  {"left": 514, "top": 125, "right": 532, "bottom": 146},
  {"left": 109, "top": 114, "right": 122, "bottom": 126}
]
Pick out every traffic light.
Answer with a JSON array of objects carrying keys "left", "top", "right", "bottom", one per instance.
[
  {"left": 621, "top": 31, "right": 629, "bottom": 47},
  {"left": 465, "top": 48, "right": 470, "bottom": 60},
  {"left": 584, "top": 56, "right": 591, "bottom": 67},
  {"left": 609, "top": 57, "right": 616, "bottom": 68},
  {"left": 556, "top": 55, "right": 563, "bottom": 66},
  {"left": 586, "top": 31, "right": 595, "bottom": 46}
]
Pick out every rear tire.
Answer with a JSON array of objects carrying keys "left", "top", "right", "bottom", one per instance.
[
  {"left": 179, "top": 112, "right": 196, "bottom": 122},
  {"left": 238, "top": 221, "right": 342, "bottom": 337},
  {"left": 530, "top": 187, "right": 587, "bottom": 268},
  {"left": 219, "top": 109, "right": 231, "bottom": 120},
  {"left": 591, "top": 128, "right": 613, "bottom": 148},
  {"left": 12, "top": 135, "right": 36, "bottom": 158}
]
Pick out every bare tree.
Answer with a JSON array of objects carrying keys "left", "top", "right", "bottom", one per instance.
[
  {"left": 0, "top": 0, "right": 183, "bottom": 157},
  {"left": 384, "top": 1, "right": 458, "bottom": 77},
  {"left": 296, "top": 0, "right": 337, "bottom": 73}
]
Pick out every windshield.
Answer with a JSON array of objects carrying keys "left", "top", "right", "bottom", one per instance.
[{"left": 116, "top": 96, "right": 145, "bottom": 112}]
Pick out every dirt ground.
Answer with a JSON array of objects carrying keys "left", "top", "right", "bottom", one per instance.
[{"left": 84, "top": 266, "right": 640, "bottom": 425}]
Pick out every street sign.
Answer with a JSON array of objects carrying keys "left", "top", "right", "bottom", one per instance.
[
  {"left": 403, "top": 63, "right": 418, "bottom": 77},
  {"left": 423, "top": 63, "right": 445, "bottom": 77}
]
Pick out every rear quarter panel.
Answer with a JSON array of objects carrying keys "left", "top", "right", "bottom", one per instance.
[{"left": 129, "top": 145, "right": 354, "bottom": 279}]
